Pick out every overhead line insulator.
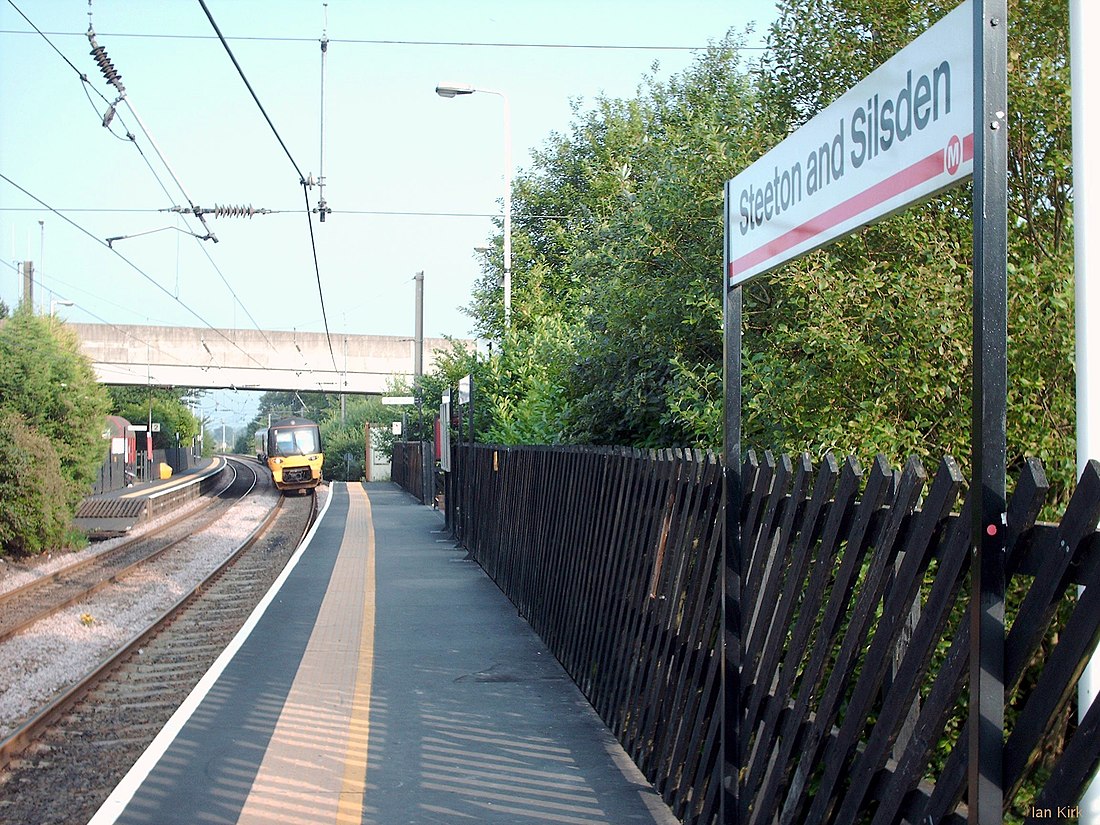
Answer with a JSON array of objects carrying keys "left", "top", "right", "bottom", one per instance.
[
  {"left": 168, "top": 204, "right": 273, "bottom": 219},
  {"left": 210, "top": 204, "right": 271, "bottom": 219},
  {"left": 87, "top": 31, "right": 125, "bottom": 94}
]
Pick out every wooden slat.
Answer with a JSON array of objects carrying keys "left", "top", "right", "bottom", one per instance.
[
  {"left": 745, "top": 456, "right": 891, "bottom": 824},
  {"left": 743, "top": 452, "right": 787, "bottom": 636},
  {"left": 743, "top": 454, "right": 838, "bottom": 744},
  {"left": 1025, "top": 684, "right": 1100, "bottom": 822},
  {"left": 804, "top": 457, "right": 958, "bottom": 825},
  {"left": 1005, "top": 461, "right": 1100, "bottom": 692},
  {"left": 829, "top": 457, "right": 966, "bottom": 824},
  {"left": 777, "top": 456, "right": 927, "bottom": 825},
  {"left": 883, "top": 458, "right": 1050, "bottom": 825},
  {"left": 1004, "top": 540, "right": 1100, "bottom": 801}
]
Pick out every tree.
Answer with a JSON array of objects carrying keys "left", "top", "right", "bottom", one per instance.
[
  {"left": 0, "top": 308, "right": 109, "bottom": 554},
  {"left": 0, "top": 307, "right": 109, "bottom": 496},
  {"left": 108, "top": 386, "right": 202, "bottom": 450},
  {"left": 0, "top": 412, "right": 75, "bottom": 555},
  {"left": 319, "top": 397, "right": 393, "bottom": 482},
  {"left": 465, "top": 35, "right": 774, "bottom": 447},
  {"left": 746, "top": 0, "right": 1074, "bottom": 504},
  {"left": 481, "top": 314, "right": 576, "bottom": 445},
  {"left": 411, "top": 339, "right": 482, "bottom": 437},
  {"left": 443, "top": 0, "right": 1075, "bottom": 527}
]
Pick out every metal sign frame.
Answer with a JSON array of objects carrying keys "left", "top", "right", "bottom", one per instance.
[{"left": 721, "top": 2, "right": 1007, "bottom": 823}]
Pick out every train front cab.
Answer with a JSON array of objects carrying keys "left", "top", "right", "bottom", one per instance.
[{"left": 266, "top": 418, "right": 323, "bottom": 494}]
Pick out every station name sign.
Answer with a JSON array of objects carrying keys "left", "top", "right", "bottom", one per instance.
[{"left": 727, "top": 0, "right": 973, "bottom": 287}]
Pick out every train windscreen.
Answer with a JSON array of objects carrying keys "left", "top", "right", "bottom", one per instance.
[{"left": 272, "top": 426, "right": 319, "bottom": 457}]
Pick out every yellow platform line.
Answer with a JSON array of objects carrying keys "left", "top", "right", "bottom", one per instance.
[
  {"left": 337, "top": 483, "right": 377, "bottom": 824},
  {"left": 231, "top": 482, "right": 379, "bottom": 825}
]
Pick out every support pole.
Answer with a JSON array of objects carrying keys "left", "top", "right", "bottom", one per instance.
[
  {"left": 1073, "top": 0, "right": 1100, "bottom": 819},
  {"left": 722, "top": 180, "right": 742, "bottom": 825},
  {"left": 414, "top": 271, "right": 424, "bottom": 378},
  {"left": 968, "top": 2, "right": 1008, "bottom": 823},
  {"left": 22, "top": 260, "right": 33, "bottom": 309}
]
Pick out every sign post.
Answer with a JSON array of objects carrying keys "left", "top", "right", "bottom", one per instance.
[
  {"left": 969, "top": 3, "right": 1008, "bottom": 823},
  {"left": 722, "top": 2, "right": 1007, "bottom": 822},
  {"left": 723, "top": 180, "right": 743, "bottom": 824}
]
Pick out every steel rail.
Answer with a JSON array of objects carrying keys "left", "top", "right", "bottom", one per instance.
[
  {"left": 0, "top": 475, "right": 289, "bottom": 770},
  {"left": 0, "top": 460, "right": 251, "bottom": 645},
  {"left": 0, "top": 459, "right": 233, "bottom": 607}
]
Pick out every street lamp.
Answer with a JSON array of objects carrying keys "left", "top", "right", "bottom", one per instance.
[
  {"left": 435, "top": 82, "right": 512, "bottom": 327},
  {"left": 50, "top": 298, "right": 74, "bottom": 315}
]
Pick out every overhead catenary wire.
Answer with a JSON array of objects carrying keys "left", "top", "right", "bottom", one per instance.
[
  {"left": 197, "top": 0, "right": 339, "bottom": 376},
  {"left": 0, "top": 172, "right": 271, "bottom": 370},
  {"left": 4, "top": 206, "right": 649, "bottom": 222},
  {"left": 0, "top": 27, "right": 768, "bottom": 52},
  {"left": 85, "top": 22, "right": 218, "bottom": 245},
  {"left": 0, "top": 257, "right": 194, "bottom": 366},
  {"left": 9, "top": 0, "right": 285, "bottom": 359},
  {"left": 5, "top": 206, "right": 504, "bottom": 218},
  {"left": 6, "top": 0, "right": 136, "bottom": 144}
]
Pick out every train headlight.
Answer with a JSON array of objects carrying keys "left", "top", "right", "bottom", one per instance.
[{"left": 273, "top": 457, "right": 284, "bottom": 465}]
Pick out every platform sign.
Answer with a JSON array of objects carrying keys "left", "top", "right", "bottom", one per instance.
[
  {"left": 722, "top": 2, "right": 1010, "bottom": 821},
  {"left": 726, "top": 0, "right": 974, "bottom": 287}
]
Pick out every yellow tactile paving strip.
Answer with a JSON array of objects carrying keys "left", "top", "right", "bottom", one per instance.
[{"left": 235, "top": 484, "right": 376, "bottom": 825}]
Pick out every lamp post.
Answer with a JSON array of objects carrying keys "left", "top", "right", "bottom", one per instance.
[
  {"left": 435, "top": 82, "right": 512, "bottom": 327},
  {"left": 50, "top": 298, "right": 74, "bottom": 316}
]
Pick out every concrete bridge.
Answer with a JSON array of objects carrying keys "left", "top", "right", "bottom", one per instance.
[{"left": 70, "top": 323, "right": 473, "bottom": 394}]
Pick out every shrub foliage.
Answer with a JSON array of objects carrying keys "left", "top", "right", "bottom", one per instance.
[{"left": 0, "top": 307, "right": 109, "bottom": 555}]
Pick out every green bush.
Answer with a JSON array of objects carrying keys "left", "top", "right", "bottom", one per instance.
[
  {"left": 0, "top": 308, "right": 109, "bottom": 498},
  {"left": 0, "top": 412, "right": 75, "bottom": 556}
]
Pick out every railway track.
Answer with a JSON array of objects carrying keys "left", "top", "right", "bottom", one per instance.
[
  {"left": 0, "top": 469, "right": 319, "bottom": 825},
  {"left": 0, "top": 458, "right": 252, "bottom": 645}
]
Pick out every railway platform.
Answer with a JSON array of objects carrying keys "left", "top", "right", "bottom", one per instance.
[
  {"left": 74, "top": 456, "right": 228, "bottom": 538},
  {"left": 87, "top": 481, "right": 678, "bottom": 825}
]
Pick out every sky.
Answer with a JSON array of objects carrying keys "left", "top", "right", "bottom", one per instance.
[{"left": 1, "top": 0, "right": 776, "bottom": 425}]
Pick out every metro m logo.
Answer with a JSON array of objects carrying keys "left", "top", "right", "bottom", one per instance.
[{"left": 945, "top": 134, "right": 964, "bottom": 175}]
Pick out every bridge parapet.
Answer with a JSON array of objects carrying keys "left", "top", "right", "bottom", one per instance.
[{"left": 71, "top": 323, "right": 472, "bottom": 393}]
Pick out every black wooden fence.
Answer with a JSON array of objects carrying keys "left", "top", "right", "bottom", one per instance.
[
  {"left": 413, "top": 444, "right": 1100, "bottom": 825},
  {"left": 391, "top": 440, "right": 440, "bottom": 506},
  {"left": 733, "top": 451, "right": 1100, "bottom": 825},
  {"left": 90, "top": 451, "right": 130, "bottom": 495},
  {"left": 445, "top": 445, "right": 724, "bottom": 823}
]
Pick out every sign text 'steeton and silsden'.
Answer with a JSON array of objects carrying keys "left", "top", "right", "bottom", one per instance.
[{"left": 727, "top": 0, "right": 975, "bottom": 287}]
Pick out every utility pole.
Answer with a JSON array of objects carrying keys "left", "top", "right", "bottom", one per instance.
[
  {"left": 414, "top": 271, "right": 424, "bottom": 378},
  {"left": 22, "top": 261, "right": 32, "bottom": 309}
]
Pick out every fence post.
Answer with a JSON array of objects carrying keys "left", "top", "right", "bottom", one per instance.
[{"left": 466, "top": 375, "right": 475, "bottom": 544}]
